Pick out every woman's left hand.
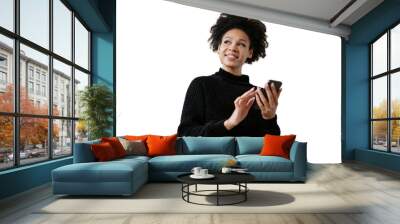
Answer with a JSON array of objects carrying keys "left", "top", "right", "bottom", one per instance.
[{"left": 255, "top": 83, "right": 282, "bottom": 120}]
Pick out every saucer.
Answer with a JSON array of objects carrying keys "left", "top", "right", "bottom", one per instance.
[{"left": 190, "top": 174, "right": 215, "bottom": 179}]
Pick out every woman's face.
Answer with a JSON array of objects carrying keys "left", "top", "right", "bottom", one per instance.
[{"left": 217, "top": 28, "right": 253, "bottom": 72}]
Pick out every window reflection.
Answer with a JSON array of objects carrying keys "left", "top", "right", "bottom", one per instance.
[
  {"left": 372, "top": 77, "right": 387, "bottom": 119},
  {"left": 53, "top": 0, "right": 72, "bottom": 60},
  {"left": 391, "top": 24, "right": 400, "bottom": 70},
  {"left": 372, "top": 34, "right": 387, "bottom": 76},
  {"left": 0, "top": 0, "right": 14, "bottom": 31},
  {"left": 74, "top": 18, "right": 89, "bottom": 69},
  {"left": 20, "top": 0, "right": 49, "bottom": 49}
]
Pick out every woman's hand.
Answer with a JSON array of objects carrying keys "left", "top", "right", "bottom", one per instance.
[
  {"left": 255, "top": 83, "right": 281, "bottom": 120},
  {"left": 224, "top": 87, "right": 256, "bottom": 130}
]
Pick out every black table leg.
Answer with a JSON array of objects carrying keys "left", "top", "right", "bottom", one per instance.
[
  {"left": 217, "top": 184, "right": 219, "bottom": 206},
  {"left": 181, "top": 184, "right": 183, "bottom": 199},
  {"left": 187, "top": 184, "right": 190, "bottom": 202},
  {"left": 245, "top": 183, "right": 247, "bottom": 201}
]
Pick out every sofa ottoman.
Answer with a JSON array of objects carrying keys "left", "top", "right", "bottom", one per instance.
[{"left": 52, "top": 156, "right": 149, "bottom": 196}]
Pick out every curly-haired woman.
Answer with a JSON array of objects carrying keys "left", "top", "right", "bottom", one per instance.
[{"left": 177, "top": 13, "right": 281, "bottom": 137}]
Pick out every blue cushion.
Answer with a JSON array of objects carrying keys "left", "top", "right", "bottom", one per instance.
[
  {"left": 235, "top": 137, "right": 263, "bottom": 155},
  {"left": 73, "top": 139, "right": 100, "bottom": 163},
  {"left": 236, "top": 155, "right": 293, "bottom": 172},
  {"left": 117, "top": 155, "right": 150, "bottom": 163},
  {"left": 148, "top": 154, "right": 235, "bottom": 172},
  {"left": 177, "top": 137, "right": 235, "bottom": 155},
  {"left": 52, "top": 159, "right": 147, "bottom": 183}
]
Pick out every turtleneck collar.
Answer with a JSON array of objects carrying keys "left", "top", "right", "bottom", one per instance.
[{"left": 215, "top": 68, "right": 250, "bottom": 84}]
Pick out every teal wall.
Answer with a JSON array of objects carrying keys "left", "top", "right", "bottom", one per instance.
[
  {"left": 0, "top": 158, "right": 72, "bottom": 199},
  {"left": 91, "top": 0, "right": 116, "bottom": 135},
  {"left": 92, "top": 32, "right": 114, "bottom": 135},
  {"left": 92, "top": 33, "right": 114, "bottom": 88},
  {"left": 343, "top": 0, "right": 400, "bottom": 171},
  {"left": 0, "top": 0, "right": 116, "bottom": 200}
]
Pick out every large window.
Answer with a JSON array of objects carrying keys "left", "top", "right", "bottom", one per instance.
[
  {"left": 371, "top": 23, "right": 400, "bottom": 154},
  {"left": 0, "top": 0, "right": 91, "bottom": 171}
]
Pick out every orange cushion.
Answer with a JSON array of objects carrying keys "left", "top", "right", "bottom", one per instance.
[
  {"left": 91, "top": 142, "right": 117, "bottom": 161},
  {"left": 146, "top": 134, "right": 177, "bottom": 157},
  {"left": 259, "top": 134, "right": 296, "bottom": 159},
  {"left": 101, "top": 137, "right": 127, "bottom": 158}
]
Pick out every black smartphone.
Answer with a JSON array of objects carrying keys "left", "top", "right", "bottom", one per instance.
[
  {"left": 268, "top": 80, "right": 282, "bottom": 90},
  {"left": 252, "top": 80, "right": 282, "bottom": 109}
]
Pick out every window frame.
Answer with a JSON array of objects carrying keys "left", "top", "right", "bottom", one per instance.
[
  {"left": 0, "top": 0, "right": 92, "bottom": 171},
  {"left": 370, "top": 20, "right": 400, "bottom": 154}
]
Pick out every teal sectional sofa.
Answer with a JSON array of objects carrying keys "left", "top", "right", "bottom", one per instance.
[{"left": 52, "top": 137, "right": 307, "bottom": 196}]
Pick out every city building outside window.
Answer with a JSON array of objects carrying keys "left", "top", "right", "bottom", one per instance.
[
  {"left": 42, "top": 85, "right": 46, "bottom": 97},
  {"left": 0, "top": 71, "right": 6, "bottom": 85},
  {"left": 0, "top": 54, "right": 7, "bottom": 88},
  {"left": 41, "top": 73, "right": 46, "bottom": 82},
  {"left": 0, "top": 54, "right": 6, "bottom": 67},
  {"left": 28, "top": 81, "right": 34, "bottom": 93},
  {"left": 36, "top": 83, "right": 40, "bottom": 95},
  {"left": 29, "top": 67, "right": 34, "bottom": 80},
  {"left": 35, "top": 70, "right": 40, "bottom": 81}
]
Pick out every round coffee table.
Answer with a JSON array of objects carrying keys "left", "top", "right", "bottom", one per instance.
[{"left": 177, "top": 172, "right": 255, "bottom": 206}]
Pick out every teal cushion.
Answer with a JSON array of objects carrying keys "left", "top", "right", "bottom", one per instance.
[
  {"left": 236, "top": 137, "right": 263, "bottom": 155},
  {"left": 148, "top": 154, "right": 235, "bottom": 172},
  {"left": 117, "top": 155, "right": 150, "bottom": 163},
  {"left": 52, "top": 159, "right": 147, "bottom": 183},
  {"left": 73, "top": 139, "right": 101, "bottom": 163},
  {"left": 178, "top": 137, "right": 235, "bottom": 155},
  {"left": 236, "top": 155, "right": 293, "bottom": 172}
]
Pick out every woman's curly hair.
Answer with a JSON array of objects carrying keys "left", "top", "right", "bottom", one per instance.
[{"left": 208, "top": 13, "right": 268, "bottom": 64}]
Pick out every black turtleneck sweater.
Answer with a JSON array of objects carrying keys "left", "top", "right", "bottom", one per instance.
[{"left": 177, "top": 68, "right": 281, "bottom": 137}]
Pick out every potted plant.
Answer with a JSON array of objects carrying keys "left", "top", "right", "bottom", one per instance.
[{"left": 79, "top": 84, "right": 114, "bottom": 140}]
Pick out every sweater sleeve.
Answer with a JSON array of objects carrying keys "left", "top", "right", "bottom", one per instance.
[
  {"left": 177, "top": 78, "right": 230, "bottom": 137},
  {"left": 260, "top": 115, "right": 281, "bottom": 136}
]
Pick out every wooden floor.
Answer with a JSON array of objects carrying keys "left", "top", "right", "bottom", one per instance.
[{"left": 1, "top": 162, "right": 400, "bottom": 224}]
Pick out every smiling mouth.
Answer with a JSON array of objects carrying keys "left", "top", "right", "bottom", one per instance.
[{"left": 225, "top": 54, "right": 238, "bottom": 59}]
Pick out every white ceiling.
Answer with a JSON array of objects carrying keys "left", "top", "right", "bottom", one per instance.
[{"left": 165, "top": 0, "right": 384, "bottom": 39}]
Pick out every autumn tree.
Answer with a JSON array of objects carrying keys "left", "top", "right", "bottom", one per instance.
[
  {"left": 0, "top": 85, "right": 14, "bottom": 149},
  {"left": 0, "top": 84, "right": 60, "bottom": 152},
  {"left": 372, "top": 99, "right": 400, "bottom": 143}
]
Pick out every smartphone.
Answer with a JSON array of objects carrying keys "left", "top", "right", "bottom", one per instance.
[
  {"left": 268, "top": 80, "right": 282, "bottom": 90},
  {"left": 252, "top": 80, "right": 282, "bottom": 109},
  {"left": 252, "top": 88, "right": 267, "bottom": 110}
]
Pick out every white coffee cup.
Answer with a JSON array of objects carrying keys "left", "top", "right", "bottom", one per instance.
[
  {"left": 200, "top": 169, "right": 208, "bottom": 176},
  {"left": 221, "top": 167, "right": 232, "bottom": 173},
  {"left": 191, "top": 167, "right": 202, "bottom": 176}
]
